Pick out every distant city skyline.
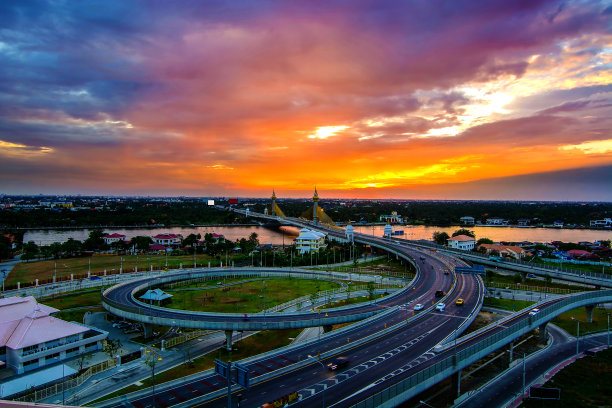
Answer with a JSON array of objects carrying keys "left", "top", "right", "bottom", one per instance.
[{"left": 0, "top": 1, "right": 611, "bottom": 200}]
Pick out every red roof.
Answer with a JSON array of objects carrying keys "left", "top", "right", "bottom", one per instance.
[
  {"left": 104, "top": 233, "right": 126, "bottom": 238},
  {"left": 212, "top": 233, "right": 224, "bottom": 238},
  {"left": 153, "top": 234, "right": 181, "bottom": 239},
  {"left": 567, "top": 249, "right": 592, "bottom": 257},
  {"left": 449, "top": 235, "right": 474, "bottom": 241},
  {"left": 149, "top": 244, "right": 169, "bottom": 251}
]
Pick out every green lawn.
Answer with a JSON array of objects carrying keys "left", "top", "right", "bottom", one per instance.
[
  {"left": 532, "top": 259, "right": 611, "bottom": 276},
  {"left": 483, "top": 297, "right": 535, "bottom": 311},
  {"left": 7, "top": 253, "right": 226, "bottom": 287},
  {"left": 520, "top": 348, "right": 612, "bottom": 408},
  {"left": 551, "top": 306, "right": 612, "bottom": 336},
  {"left": 163, "top": 278, "right": 340, "bottom": 313}
]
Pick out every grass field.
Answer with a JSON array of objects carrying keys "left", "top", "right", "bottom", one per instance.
[
  {"left": 486, "top": 271, "right": 590, "bottom": 292},
  {"left": 520, "top": 347, "right": 612, "bottom": 408},
  {"left": 482, "top": 297, "right": 535, "bottom": 311},
  {"left": 163, "top": 278, "right": 340, "bottom": 313},
  {"left": 7, "top": 253, "right": 224, "bottom": 286},
  {"left": 533, "top": 259, "right": 611, "bottom": 276},
  {"left": 551, "top": 306, "right": 612, "bottom": 336}
]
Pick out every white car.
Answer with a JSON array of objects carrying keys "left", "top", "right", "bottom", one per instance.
[
  {"left": 436, "top": 303, "right": 446, "bottom": 311},
  {"left": 414, "top": 303, "right": 424, "bottom": 311},
  {"left": 529, "top": 308, "right": 540, "bottom": 316}
]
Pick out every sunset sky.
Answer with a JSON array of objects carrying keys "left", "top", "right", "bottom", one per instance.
[{"left": 1, "top": 1, "right": 611, "bottom": 200}]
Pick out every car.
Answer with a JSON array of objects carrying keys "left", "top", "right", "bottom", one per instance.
[
  {"left": 444, "top": 270, "right": 450, "bottom": 275},
  {"left": 527, "top": 273, "right": 536, "bottom": 278},
  {"left": 414, "top": 303, "right": 424, "bottom": 311},
  {"left": 529, "top": 308, "right": 540, "bottom": 316},
  {"left": 435, "top": 290, "right": 445, "bottom": 298},
  {"left": 242, "top": 314, "right": 249, "bottom": 321},
  {"left": 436, "top": 303, "right": 446, "bottom": 311},
  {"left": 456, "top": 298, "right": 464, "bottom": 306},
  {"left": 327, "top": 356, "right": 349, "bottom": 371}
]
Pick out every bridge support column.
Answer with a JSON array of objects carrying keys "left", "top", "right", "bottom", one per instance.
[
  {"left": 539, "top": 323, "right": 548, "bottom": 344},
  {"left": 452, "top": 370, "right": 462, "bottom": 397},
  {"left": 508, "top": 341, "right": 514, "bottom": 366},
  {"left": 143, "top": 323, "right": 153, "bottom": 339},
  {"left": 225, "top": 330, "right": 233, "bottom": 351},
  {"left": 323, "top": 325, "right": 333, "bottom": 333},
  {"left": 520, "top": 272, "right": 527, "bottom": 282},
  {"left": 585, "top": 305, "right": 595, "bottom": 323}
]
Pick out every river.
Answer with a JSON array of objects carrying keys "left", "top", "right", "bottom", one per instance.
[{"left": 23, "top": 224, "right": 610, "bottom": 246}]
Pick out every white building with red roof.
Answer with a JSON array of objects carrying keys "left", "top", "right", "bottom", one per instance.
[
  {"left": 152, "top": 233, "right": 182, "bottom": 246},
  {"left": 447, "top": 235, "right": 475, "bottom": 251},
  {"left": 0, "top": 296, "right": 107, "bottom": 374},
  {"left": 103, "top": 232, "right": 126, "bottom": 245}
]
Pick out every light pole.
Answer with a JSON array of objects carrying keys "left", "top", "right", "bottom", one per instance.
[
  {"left": 607, "top": 313, "right": 610, "bottom": 347},
  {"left": 572, "top": 317, "right": 580, "bottom": 356},
  {"left": 193, "top": 243, "right": 196, "bottom": 269},
  {"left": 145, "top": 348, "right": 162, "bottom": 399}
]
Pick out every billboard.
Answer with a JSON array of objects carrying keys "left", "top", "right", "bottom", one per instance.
[{"left": 207, "top": 199, "right": 215, "bottom": 206}]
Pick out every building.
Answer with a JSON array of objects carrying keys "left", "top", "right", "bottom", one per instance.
[
  {"left": 486, "top": 217, "right": 507, "bottom": 225},
  {"left": 0, "top": 296, "right": 107, "bottom": 375},
  {"left": 590, "top": 218, "right": 612, "bottom": 228},
  {"left": 152, "top": 233, "right": 182, "bottom": 246},
  {"left": 294, "top": 229, "right": 326, "bottom": 254},
  {"left": 553, "top": 220, "right": 564, "bottom": 228},
  {"left": 478, "top": 244, "right": 527, "bottom": 259},
  {"left": 103, "top": 233, "right": 126, "bottom": 245},
  {"left": 345, "top": 221, "right": 354, "bottom": 243},
  {"left": 460, "top": 216, "right": 475, "bottom": 225},
  {"left": 383, "top": 221, "right": 393, "bottom": 238},
  {"left": 447, "top": 235, "right": 475, "bottom": 251},
  {"left": 517, "top": 219, "right": 531, "bottom": 226},
  {"left": 380, "top": 211, "right": 402, "bottom": 224}
]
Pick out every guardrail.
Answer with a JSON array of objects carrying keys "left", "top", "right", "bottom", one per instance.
[{"left": 351, "top": 289, "right": 612, "bottom": 408}]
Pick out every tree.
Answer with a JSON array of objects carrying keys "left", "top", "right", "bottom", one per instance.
[
  {"left": 432, "top": 231, "right": 450, "bottom": 245},
  {"left": 367, "top": 281, "right": 375, "bottom": 300},
  {"left": 77, "top": 352, "right": 93, "bottom": 372},
  {"left": 103, "top": 338, "right": 122, "bottom": 360},
  {"left": 21, "top": 241, "right": 40, "bottom": 261},
  {"left": 182, "top": 233, "right": 201, "bottom": 248},
  {"left": 476, "top": 238, "right": 494, "bottom": 246},
  {"left": 49, "top": 242, "right": 63, "bottom": 258},
  {"left": 0, "top": 235, "right": 12, "bottom": 260},
  {"left": 452, "top": 229, "right": 475, "bottom": 238},
  {"left": 130, "top": 236, "right": 153, "bottom": 252},
  {"left": 83, "top": 229, "right": 107, "bottom": 251},
  {"left": 62, "top": 238, "right": 82, "bottom": 257}
]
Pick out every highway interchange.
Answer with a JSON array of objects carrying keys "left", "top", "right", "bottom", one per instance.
[{"left": 98, "top": 214, "right": 610, "bottom": 408}]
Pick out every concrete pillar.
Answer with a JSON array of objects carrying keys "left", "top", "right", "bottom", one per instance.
[
  {"left": 53, "top": 275, "right": 56, "bottom": 283},
  {"left": 586, "top": 305, "right": 595, "bottom": 323},
  {"left": 452, "top": 370, "right": 462, "bottom": 397},
  {"left": 143, "top": 323, "right": 154, "bottom": 339},
  {"left": 150, "top": 265, "right": 153, "bottom": 271},
  {"left": 521, "top": 272, "right": 526, "bottom": 282},
  {"left": 508, "top": 341, "right": 514, "bottom": 365},
  {"left": 135, "top": 266, "right": 138, "bottom": 273},
  {"left": 17, "top": 282, "right": 20, "bottom": 289},
  {"left": 539, "top": 323, "right": 548, "bottom": 344},
  {"left": 104, "top": 269, "right": 107, "bottom": 276},
  {"left": 225, "top": 330, "right": 233, "bottom": 351},
  {"left": 161, "top": 340, "right": 166, "bottom": 351},
  {"left": 220, "top": 261, "right": 223, "bottom": 268},
  {"left": 179, "top": 263, "right": 182, "bottom": 269},
  {"left": 70, "top": 273, "right": 73, "bottom": 281},
  {"left": 35, "top": 279, "right": 38, "bottom": 286},
  {"left": 87, "top": 271, "right": 91, "bottom": 278}
]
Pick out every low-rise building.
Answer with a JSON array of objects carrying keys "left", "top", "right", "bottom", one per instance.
[
  {"left": 460, "top": 216, "right": 475, "bottom": 225},
  {"left": 478, "top": 244, "right": 527, "bottom": 259},
  {"left": 103, "top": 233, "right": 126, "bottom": 245},
  {"left": 294, "top": 229, "right": 326, "bottom": 254},
  {"left": 553, "top": 220, "right": 564, "bottom": 228},
  {"left": 590, "top": 218, "right": 612, "bottom": 228},
  {"left": 447, "top": 235, "right": 475, "bottom": 251},
  {"left": 379, "top": 211, "right": 402, "bottom": 223},
  {"left": 486, "top": 217, "right": 508, "bottom": 225},
  {"left": 517, "top": 219, "right": 531, "bottom": 226},
  {"left": 152, "top": 233, "right": 182, "bottom": 246},
  {"left": 0, "top": 296, "right": 107, "bottom": 375}
]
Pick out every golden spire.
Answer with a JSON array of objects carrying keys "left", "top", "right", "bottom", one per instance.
[
  {"left": 313, "top": 186, "right": 319, "bottom": 202},
  {"left": 271, "top": 189, "right": 276, "bottom": 200},
  {"left": 347, "top": 220, "right": 352, "bottom": 225}
]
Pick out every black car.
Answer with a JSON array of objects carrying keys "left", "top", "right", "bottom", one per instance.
[{"left": 327, "top": 356, "right": 349, "bottom": 371}]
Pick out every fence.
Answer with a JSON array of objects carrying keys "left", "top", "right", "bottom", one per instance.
[
  {"left": 13, "top": 358, "right": 116, "bottom": 402},
  {"left": 158, "top": 330, "right": 216, "bottom": 349},
  {"left": 486, "top": 281, "right": 583, "bottom": 295},
  {"left": 351, "top": 289, "right": 612, "bottom": 407}
]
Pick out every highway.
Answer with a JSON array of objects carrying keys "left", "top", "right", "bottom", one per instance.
[{"left": 98, "top": 239, "right": 484, "bottom": 408}]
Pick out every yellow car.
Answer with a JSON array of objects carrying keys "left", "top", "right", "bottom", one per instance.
[{"left": 456, "top": 298, "right": 464, "bottom": 306}]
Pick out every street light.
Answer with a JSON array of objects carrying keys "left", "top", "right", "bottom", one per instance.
[
  {"left": 571, "top": 317, "right": 581, "bottom": 356},
  {"left": 193, "top": 243, "right": 197, "bottom": 269},
  {"left": 145, "top": 348, "right": 163, "bottom": 400}
]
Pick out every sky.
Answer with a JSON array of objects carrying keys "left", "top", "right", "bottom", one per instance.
[{"left": 1, "top": 0, "right": 611, "bottom": 201}]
